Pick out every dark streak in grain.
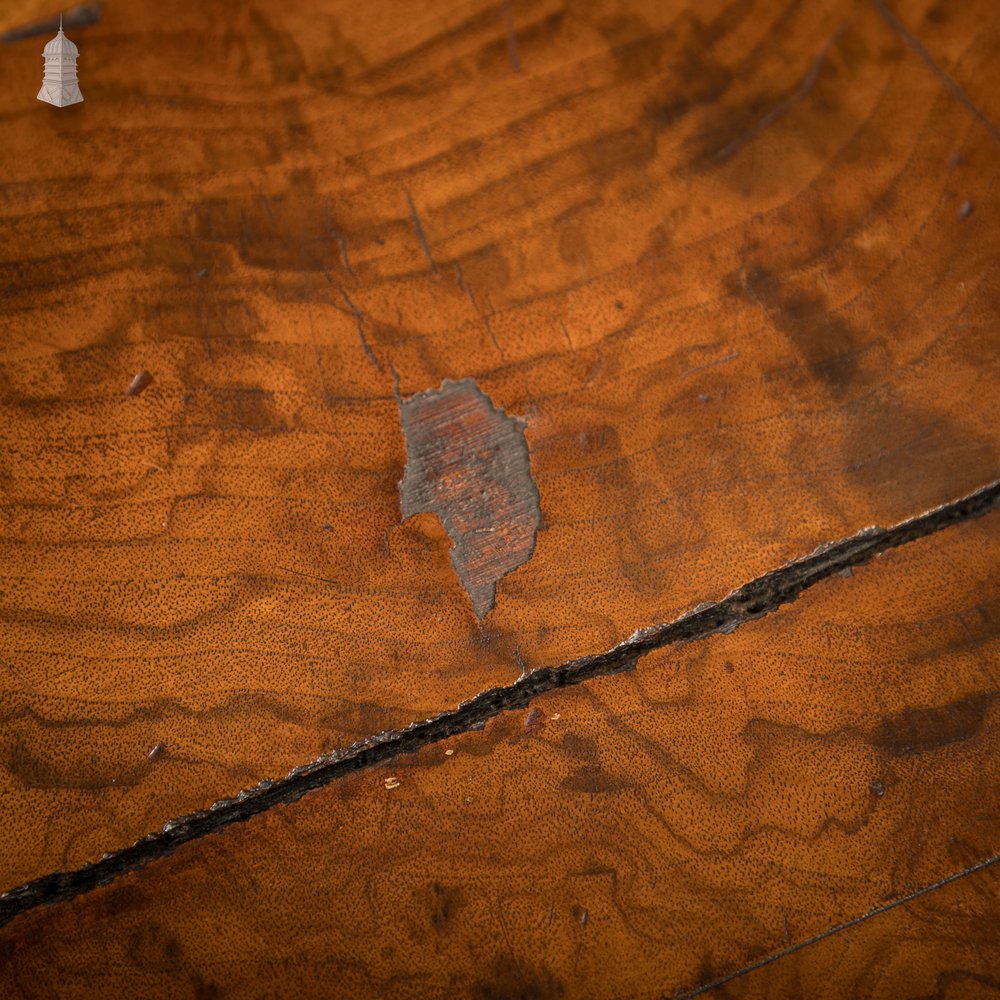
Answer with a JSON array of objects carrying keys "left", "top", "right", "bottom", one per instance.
[
  {"left": 686, "top": 27, "right": 844, "bottom": 170},
  {"left": 0, "top": 2, "right": 102, "bottom": 43},
  {"left": 872, "top": 691, "right": 997, "bottom": 755},
  {"left": 501, "top": 0, "right": 521, "bottom": 74}
]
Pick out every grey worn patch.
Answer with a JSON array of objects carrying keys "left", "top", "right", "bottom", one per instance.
[{"left": 398, "top": 378, "right": 541, "bottom": 620}]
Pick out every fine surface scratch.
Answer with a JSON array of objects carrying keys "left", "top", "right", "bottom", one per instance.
[
  {"left": 397, "top": 378, "right": 541, "bottom": 619},
  {"left": 459, "top": 278, "right": 505, "bottom": 358},
  {"left": 692, "top": 27, "right": 844, "bottom": 167},
  {"left": 560, "top": 321, "right": 574, "bottom": 351},
  {"left": 681, "top": 351, "right": 740, "bottom": 379},
  {"left": 323, "top": 205, "right": 354, "bottom": 276},
  {"left": 0, "top": 477, "right": 997, "bottom": 929},
  {"left": 403, "top": 187, "right": 437, "bottom": 272},
  {"left": 339, "top": 288, "right": 383, "bottom": 373},
  {"left": 674, "top": 851, "right": 1000, "bottom": 998},
  {"left": 872, "top": 0, "right": 1000, "bottom": 147}
]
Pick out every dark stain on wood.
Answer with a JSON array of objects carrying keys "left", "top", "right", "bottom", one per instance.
[
  {"left": 560, "top": 766, "right": 625, "bottom": 794},
  {"left": 641, "top": 20, "right": 736, "bottom": 126},
  {"left": 0, "top": 2, "right": 102, "bottom": 43},
  {"left": 871, "top": 692, "right": 997, "bottom": 755},
  {"left": 725, "top": 265, "right": 861, "bottom": 396},
  {"left": 397, "top": 378, "right": 541, "bottom": 621},
  {"left": 428, "top": 882, "right": 465, "bottom": 933},
  {"left": 561, "top": 731, "right": 600, "bottom": 763},
  {"left": 683, "top": 28, "right": 843, "bottom": 173},
  {"left": 473, "top": 955, "right": 565, "bottom": 1000}
]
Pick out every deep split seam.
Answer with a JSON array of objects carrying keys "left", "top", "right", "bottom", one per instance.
[{"left": 0, "top": 477, "right": 998, "bottom": 929}]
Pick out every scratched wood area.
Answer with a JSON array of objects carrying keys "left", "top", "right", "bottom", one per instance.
[
  {"left": 716, "top": 861, "right": 1000, "bottom": 999},
  {"left": 0, "top": 0, "right": 998, "bottom": 996}
]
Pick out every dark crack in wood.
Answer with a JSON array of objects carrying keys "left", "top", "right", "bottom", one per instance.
[
  {"left": 0, "top": 476, "right": 997, "bottom": 930},
  {"left": 339, "top": 288, "right": 383, "bottom": 373}
]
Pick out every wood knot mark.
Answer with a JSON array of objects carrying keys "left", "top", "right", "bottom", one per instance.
[{"left": 397, "top": 378, "right": 541, "bottom": 621}]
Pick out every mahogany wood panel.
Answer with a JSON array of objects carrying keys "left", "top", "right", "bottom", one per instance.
[
  {"left": 1, "top": 517, "right": 997, "bottom": 997},
  {"left": 0, "top": 0, "right": 998, "bottom": 995}
]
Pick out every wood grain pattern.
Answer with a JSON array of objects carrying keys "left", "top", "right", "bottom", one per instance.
[
  {"left": 0, "top": 0, "right": 998, "bottom": 995},
  {"left": 1, "top": 516, "right": 998, "bottom": 997},
  {"left": 714, "top": 859, "right": 1000, "bottom": 999}
]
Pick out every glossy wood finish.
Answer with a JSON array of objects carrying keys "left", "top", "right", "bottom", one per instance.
[{"left": 0, "top": 0, "right": 998, "bottom": 995}]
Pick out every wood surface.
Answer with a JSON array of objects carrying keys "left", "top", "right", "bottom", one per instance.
[
  {"left": 714, "top": 860, "right": 1000, "bottom": 999},
  {"left": 0, "top": 0, "right": 998, "bottom": 996}
]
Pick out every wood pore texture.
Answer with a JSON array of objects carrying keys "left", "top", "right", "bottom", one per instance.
[{"left": 0, "top": 0, "right": 998, "bottom": 997}]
